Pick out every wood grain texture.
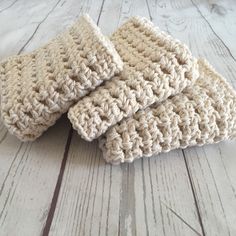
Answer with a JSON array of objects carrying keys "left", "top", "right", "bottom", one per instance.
[
  {"left": 49, "top": 136, "right": 202, "bottom": 236},
  {"left": 0, "top": 0, "right": 236, "bottom": 235}
]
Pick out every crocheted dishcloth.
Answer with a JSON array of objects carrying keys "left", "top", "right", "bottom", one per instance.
[
  {"left": 68, "top": 16, "right": 199, "bottom": 141},
  {"left": 99, "top": 59, "right": 236, "bottom": 164},
  {"left": 0, "top": 14, "right": 123, "bottom": 141}
]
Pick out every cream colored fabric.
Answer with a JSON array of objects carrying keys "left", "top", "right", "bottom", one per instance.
[
  {"left": 68, "top": 16, "right": 199, "bottom": 141},
  {"left": 99, "top": 59, "right": 236, "bottom": 164},
  {"left": 0, "top": 15, "right": 123, "bottom": 141}
]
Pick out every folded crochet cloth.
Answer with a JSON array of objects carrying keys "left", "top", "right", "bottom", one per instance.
[
  {"left": 0, "top": 15, "right": 123, "bottom": 141},
  {"left": 99, "top": 59, "right": 236, "bottom": 164},
  {"left": 68, "top": 17, "right": 199, "bottom": 141}
]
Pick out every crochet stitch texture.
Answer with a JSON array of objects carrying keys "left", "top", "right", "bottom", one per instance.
[
  {"left": 68, "top": 16, "right": 199, "bottom": 141},
  {"left": 0, "top": 15, "right": 123, "bottom": 141},
  {"left": 99, "top": 59, "right": 236, "bottom": 164}
]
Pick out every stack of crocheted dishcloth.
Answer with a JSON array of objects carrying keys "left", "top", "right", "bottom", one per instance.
[
  {"left": 68, "top": 17, "right": 199, "bottom": 141},
  {"left": 0, "top": 15, "right": 123, "bottom": 141},
  {"left": 99, "top": 59, "right": 236, "bottom": 164},
  {"left": 1, "top": 15, "right": 235, "bottom": 165}
]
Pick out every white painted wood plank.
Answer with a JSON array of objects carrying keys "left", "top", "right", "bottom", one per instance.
[
  {"left": 0, "top": 0, "right": 97, "bottom": 235},
  {"left": 49, "top": 137, "right": 123, "bottom": 236},
  {"left": 50, "top": 0, "right": 203, "bottom": 235},
  {"left": 0, "top": 0, "right": 59, "bottom": 58},
  {"left": 147, "top": 0, "right": 236, "bottom": 235},
  {"left": 0, "top": 0, "right": 19, "bottom": 13},
  {"left": 0, "top": 117, "right": 70, "bottom": 236},
  {"left": 185, "top": 143, "right": 236, "bottom": 236},
  {"left": 50, "top": 137, "right": 203, "bottom": 236},
  {"left": 192, "top": 0, "right": 236, "bottom": 58}
]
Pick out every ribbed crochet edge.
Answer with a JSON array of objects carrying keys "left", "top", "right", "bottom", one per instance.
[
  {"left": 80, "top": 14, "right": 123, "bottom": 72},
  {"left": 99, "top": 58, "right": 236, "bottom": 164},
  {"left": 111, "top": 16, "right": 191, "bottom": 54},
  {"left": 197, "top": 58, "right": 236, "bottom": 100}
]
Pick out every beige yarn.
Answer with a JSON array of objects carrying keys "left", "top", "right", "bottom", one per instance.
[
  {"left": 99, "top": 59, "right": 236, "bottom": 164},
  {"left": 0, "top": 15, "right": 123, "bottom": 141},
  {"left": 68, "top": 16, "right": 199, "bottom": 141}
]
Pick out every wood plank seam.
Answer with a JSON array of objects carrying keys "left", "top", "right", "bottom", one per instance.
[
  {"left": 42, "top": 127, "right": 73, "bottom": 236},
  {"left": 190, "top": 0, "right": 236, "bottom": 62},
  {"left": 141, "top": 159, "right": 151, "bottom": 235},
  {"left": 0, "top": 0, "right": 18, "bottom": 13},
  {"left": 202, "top": 148, "right": 231, "bottom": 235},
  {"left": 145, "top": 0, "right": 153, "bottom": 21},
  {"left": 182, "top": 150, "right": 206, "bottom": 236},
  {"left": 18, "top": 0, "right": 63, "bottom": 54},
  {"left": 217, "top": 146, "right": 236, "bottom": 198},
  {"left": 144, "top": 2, "right": 207, "bottom": 234},
  {"left": 42, "top": 1, "right": 106, "bottom": 233},
  {"left": 160, "top": 200, "right": 202, "bottom": 236},
  {"left": 0, "top": 143, "right": 23, "bottom": 204},
  {"left": 0, "top": 142, "right": 31, "bottom": 220}
]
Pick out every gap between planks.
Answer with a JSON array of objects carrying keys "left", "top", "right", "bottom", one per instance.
[{"left": 42, "top": 1, "right": 106, "bottom": 234}]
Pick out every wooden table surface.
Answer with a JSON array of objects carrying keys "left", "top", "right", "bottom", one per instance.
[{"left": 0, "top": 0, "right": 236, "bottom": 235}]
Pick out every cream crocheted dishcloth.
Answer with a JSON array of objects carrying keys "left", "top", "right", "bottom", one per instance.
[
  {"left": 68, "top": 16, "right": 199, "bottom": 141},
  {"left": 99, "top": 59, "right": 236, "bottom": 164},
  {"left": 0, "top": 15, "right": 123, "bottom": 141}
]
